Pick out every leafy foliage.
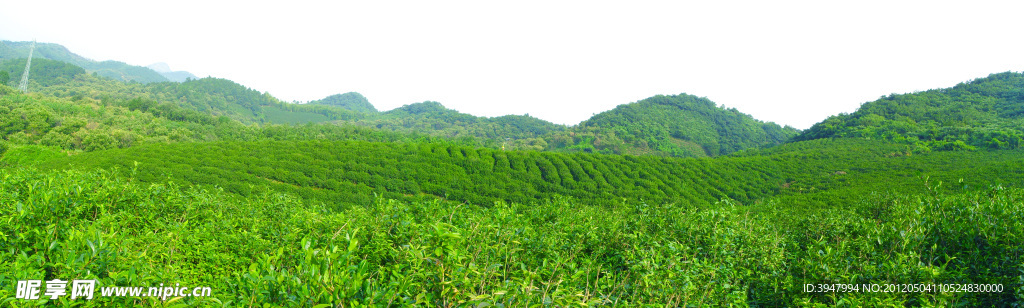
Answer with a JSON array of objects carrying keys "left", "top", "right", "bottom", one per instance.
[{"left": 1, "top": 166, "right": 1021, "bottom": 306}]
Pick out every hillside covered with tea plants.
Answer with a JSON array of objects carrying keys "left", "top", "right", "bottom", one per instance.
[{"left": 1, "top": 41, "right": 1023, "bottom": 306}]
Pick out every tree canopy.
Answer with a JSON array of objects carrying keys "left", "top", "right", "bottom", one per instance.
[
  {"left": 308, "top": 92, "right": 377, "bottom": 113},
  {"left": 794, "top": 72, "right": 1024, "bottom": 152}
]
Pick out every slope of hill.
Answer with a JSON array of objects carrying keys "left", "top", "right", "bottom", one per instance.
[
  {"left": 48, "top": 136, "right": 1024, "bottom": 207},
  {"left": 0, "top": 40, "right": 91, "bottom": 65},
  {"left": 0, "top": 83, "right": 479, "bottom": 157},
  {"left": 795, "top": 71, "right": 1024, "bottom": 152},
  {"left": 30, "top": 73, "right": 370, "bottom": 125},
  {"left": 0, "top": 40, "right": 171, "bottom": 83},
  {"left": 22, "top": 134, "right": 1024, "bottom": 306},
  {"left": 546, "top": 94, "right": 799, "bottom": 157},
  {"left": 88, "top": 60, "right": 168, "bottom": 83},
  {"left": 30, "top": 71, "right": 560, "bottom": 144},
  {"left": 1, "top": 58, "right": 86, "bottom": 88}
]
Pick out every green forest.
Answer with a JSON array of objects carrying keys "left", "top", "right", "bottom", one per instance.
[{"left": 1, "top": 41, "right": 1023, "bottom": 307}]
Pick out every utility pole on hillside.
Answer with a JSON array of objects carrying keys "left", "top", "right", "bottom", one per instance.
[{"left": 17, "top": 40, "right": 36, "bottom": 92}]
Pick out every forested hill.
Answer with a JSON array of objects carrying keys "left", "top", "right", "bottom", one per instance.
[
  {"left": 0, "top": 40, "right": 172, "bottom": 83},
  {"left": 304, "top": 94, "right": 801, "bottom": 157},
  {"left": 33, "top": 74, "right": 369, "bottom": 125},
  {"left": 544, "top": 94, "right": 799, "bottom": 157},
  {"left": 308, "top": 92, "right": 377, "bottom": 113},
  {"left": 794, "top": 72, "right": 1024, "bottom": 152},
  {"left": 1, "top": 58, "right": 87, "bottom": 87}
]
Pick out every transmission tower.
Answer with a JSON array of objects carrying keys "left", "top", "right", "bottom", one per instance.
[{"left": 17, "top": 40, "right": 36, "bottom": 92}]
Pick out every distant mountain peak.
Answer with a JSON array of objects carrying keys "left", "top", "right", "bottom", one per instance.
[
  {"left": 147, "top": 62, "right": 172, "bottom": 73},
  {"left": 147, "top": 62, "right": 197, "bottom": 82}
]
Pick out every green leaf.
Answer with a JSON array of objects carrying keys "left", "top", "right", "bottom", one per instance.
[{"left": 348, "top": 239, "right": 358, "bottom": 253}]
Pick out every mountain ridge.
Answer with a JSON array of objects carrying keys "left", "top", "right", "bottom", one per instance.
[
  {"left": 1, "top": 39, "right": 801, "bottom": 156},
  {"left": 14, "top": 39, "right": 1024, "bottom": 157},
  {"left": 794, "top": 71, "right": 1024, "bottom": 152},
  {"left": 0, "top": 40, "right": 196, "bottom": 83}
]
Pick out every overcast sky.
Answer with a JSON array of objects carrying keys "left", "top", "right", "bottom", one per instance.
[{"left": 2, "top": 1, "right": 1023, "bottom": 129}]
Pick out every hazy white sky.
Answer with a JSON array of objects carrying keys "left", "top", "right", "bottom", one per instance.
[{"left": 2, "top": 1, "right": 1023, "bottom": 129}]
